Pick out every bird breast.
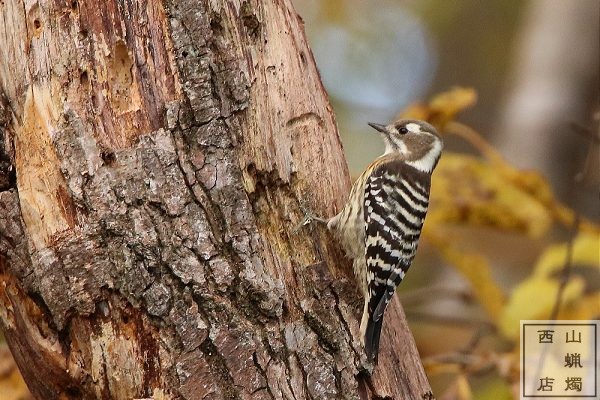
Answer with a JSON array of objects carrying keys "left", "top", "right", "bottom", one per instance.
[{"left": 327, "top": 169, "right": 373, "bottom": 296}]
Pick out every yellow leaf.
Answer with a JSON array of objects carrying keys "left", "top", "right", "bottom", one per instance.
[
  {"left": 559, "top": 293, "right": 600, "bottom": 320},
  {"left": 423, "top": 361, "right": 463, "bottom": 376},
  {"left": 399, "top": 104, "right": 431, "bottom": 122},
  {"left": 428, "top": 153, "right": 553, "bottom": 237},
  {"left": 429, "top": 88, "right": 478, "bottom": 124},
  {"left": 436, "top": 121, "right": 600, "bottom": 236},
  {"left": 499, "top": 276, "right": 585, "bottom": 339},
  {"left": 534, "top": 233, "right": 600, "bottom": 276},
  {"left": 501, "top": 168, "right": 555, "bottom": 206},
  {"left": 456, "top": 374, "right": 473, "bottom": 400},
  {"left": 398, "top": 87, "right": 477, "bottom": 130},
  {"left": 500, "top": 233, "right": 598, "bottom": 339}
]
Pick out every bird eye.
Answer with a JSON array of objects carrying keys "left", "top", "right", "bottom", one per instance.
[{"left": 398, "top": 127, "right": 408, "bottom": 134}]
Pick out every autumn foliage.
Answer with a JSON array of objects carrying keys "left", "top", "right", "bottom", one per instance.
[{"left": 401, "top": 88, "right": 599, "bottom": 399}]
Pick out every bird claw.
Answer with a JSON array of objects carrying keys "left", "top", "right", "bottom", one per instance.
[{"left": 293, "top": 201, "right": 327, "bottom": 233}]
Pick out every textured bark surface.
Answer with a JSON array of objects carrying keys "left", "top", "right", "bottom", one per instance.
[{"left": 0, "top": 0, "right": 433, "bottom": 399}]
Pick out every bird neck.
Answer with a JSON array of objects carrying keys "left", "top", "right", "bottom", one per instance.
[{"left": 404, "top": 139, "right": 443, "bottom": 173}]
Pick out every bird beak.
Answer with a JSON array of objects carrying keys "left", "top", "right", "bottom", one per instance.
[{"left": 368, "top": 122, "right": 387, "bottom": 133}]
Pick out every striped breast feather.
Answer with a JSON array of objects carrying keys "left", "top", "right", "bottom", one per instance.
[{"left": 363, "top": 160, "right": 431, "bottom": 321}]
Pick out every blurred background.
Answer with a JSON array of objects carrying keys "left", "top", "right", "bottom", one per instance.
[
  {"left": 292, "top": 0, "right": 598, "bottom": 399},
  {"left": 294, "top": 0, "right": 598, "bottom": 209}
]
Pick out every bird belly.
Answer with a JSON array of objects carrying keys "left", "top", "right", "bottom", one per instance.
[{"left": 328, "top": 198, "right": 367, "bottom": 295}]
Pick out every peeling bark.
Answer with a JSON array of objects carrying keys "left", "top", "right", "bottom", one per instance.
[{"left": 0, "top": 0, "right": 433, "bottom": 399}]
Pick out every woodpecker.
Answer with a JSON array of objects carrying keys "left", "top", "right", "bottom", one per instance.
[{"left": 326, "top": 119, "right": 443, "bottom": 363}]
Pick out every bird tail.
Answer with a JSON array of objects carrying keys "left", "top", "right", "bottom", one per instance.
[{"left": 364, "top": 316, "right": 383, "bottom": 364}]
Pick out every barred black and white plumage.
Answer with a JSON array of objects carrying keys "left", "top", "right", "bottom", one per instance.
[{"left": 327, "top": 119, "right": 443, "bottom": 364}]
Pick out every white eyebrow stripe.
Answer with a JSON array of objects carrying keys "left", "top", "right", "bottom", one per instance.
[{"left": 406, "top": 123, "right": 421, "bottom": 133}]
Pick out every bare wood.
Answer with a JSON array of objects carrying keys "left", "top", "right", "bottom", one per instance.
[{"left": 0, "top": 0, "right": 433, "bottom": 398}]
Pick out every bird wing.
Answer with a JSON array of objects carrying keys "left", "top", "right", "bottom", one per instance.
[{"left": 364, "top": 161, "right": 431, "bottom": 322}]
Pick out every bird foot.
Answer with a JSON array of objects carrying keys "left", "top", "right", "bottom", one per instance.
[{"left": 293, "top": 201, "right": 328, "bottom": 233}]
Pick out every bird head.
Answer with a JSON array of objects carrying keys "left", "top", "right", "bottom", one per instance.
[{"left": 367, "top": 119, "right": 443, "bottom": 173}]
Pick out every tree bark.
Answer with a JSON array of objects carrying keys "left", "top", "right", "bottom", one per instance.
[{"left": 0, "top": 0, "right": 433, "bottom": 399}]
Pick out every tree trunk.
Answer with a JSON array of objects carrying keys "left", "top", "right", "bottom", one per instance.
[{"left": 0, "top": 0, "right": 433, "bottom": 399}]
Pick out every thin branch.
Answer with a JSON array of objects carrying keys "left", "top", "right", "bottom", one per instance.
[
  {"left": 549, "top": 115, "right": 598, "bottom": 319},
  {"left": 444, "top": 121, "right": 506, "bottom": 164},
  {"left": 531, "top": 118, "right": 595, "bottom": 393},
  {"left": 423, "top": 353, "right": 483, "bottom": 368},
  {"left": 548, "top": 214, "right": 580, "bottom": 320},
  {"left": 422, "top": 351, "right": 496, "bottom": 376},
  {"left": 405, "top": 311, "right": 495, "bottom": 330},
  {"left": 568, "top": 121, "right": 600, "bottom": 144},
  {"left": 399, "top": 285, "right": 474, "bottom": 307},
  {"left": 459, "top": 324, "right": 495, "bottom": 354}
]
